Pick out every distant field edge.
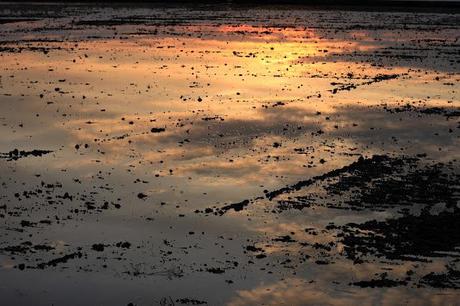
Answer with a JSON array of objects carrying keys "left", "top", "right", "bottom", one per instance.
[{"left": 1, "top": 0, "right": 460, "bottom": 12}]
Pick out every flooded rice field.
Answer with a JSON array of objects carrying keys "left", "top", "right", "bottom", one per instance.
[{"left": 0, "top": 3, "right": 459, "bottom": 305}]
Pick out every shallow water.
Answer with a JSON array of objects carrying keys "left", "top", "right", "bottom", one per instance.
[{"left": 0, "top": 3, "right": 459, "bottom": 305}]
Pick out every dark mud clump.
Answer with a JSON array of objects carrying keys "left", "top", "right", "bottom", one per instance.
[
  {"left": 206, "top": 267, "right": 225, "bottom": 274},
  {"left": 330, "top": 74, "right": 400, "bottom": 94},
  {"left": 271, "top": 155, "right": 459, "bottom": 213},
  {"left": 341, "top": 210, "right": 460, "bottom": 262},
  {"left": 215, "top": 199, "right": 250, "bottom": 215},
  {"left": 36, "top": 252, "right": 83, "bottom": 269},
  {"left": 1, "top": 149, "right": 53, "bottom": 161},
  {"left": 92, "top": 243, "right": 105, "bottom": 252},
  {"left": 420, "top": 267, "right": 460, "bottom": 289},
  {"left": 150, "top": 127, "right": 166, "bottom": 133},
  {"left": 176, "top": 298, "right": 208, "bottom": 305},
  {"left": 1, "top": 242, "right": 54, "bottom": 254},
  {"left": 265, "top": 155, "right": 405, "bottom": 201},
  {"left": 384, "top": 104, "right": 460, "bottom": 118},
  {"left": 352, "top": 273, "right": 408, "bottom": 288},
  {"left": 322, "top": 159, "right": 459, "bottom": 212}
]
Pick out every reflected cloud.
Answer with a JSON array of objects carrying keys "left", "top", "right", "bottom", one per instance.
[{"left": 228, "top": 278, "right": 460, "bottom": 306}]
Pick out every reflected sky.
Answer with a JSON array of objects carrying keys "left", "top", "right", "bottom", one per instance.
[{"left": 0, "top": 4, "right": 459, "bottom": 305}]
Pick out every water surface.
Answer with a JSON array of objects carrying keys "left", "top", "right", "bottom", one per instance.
[{"left": 0, "top": 4, "right": 459, "bottom": 305}]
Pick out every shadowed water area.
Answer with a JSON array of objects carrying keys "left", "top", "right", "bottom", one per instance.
[{"left": 0, "top": 3, "right": 459, "bottom": 305}]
